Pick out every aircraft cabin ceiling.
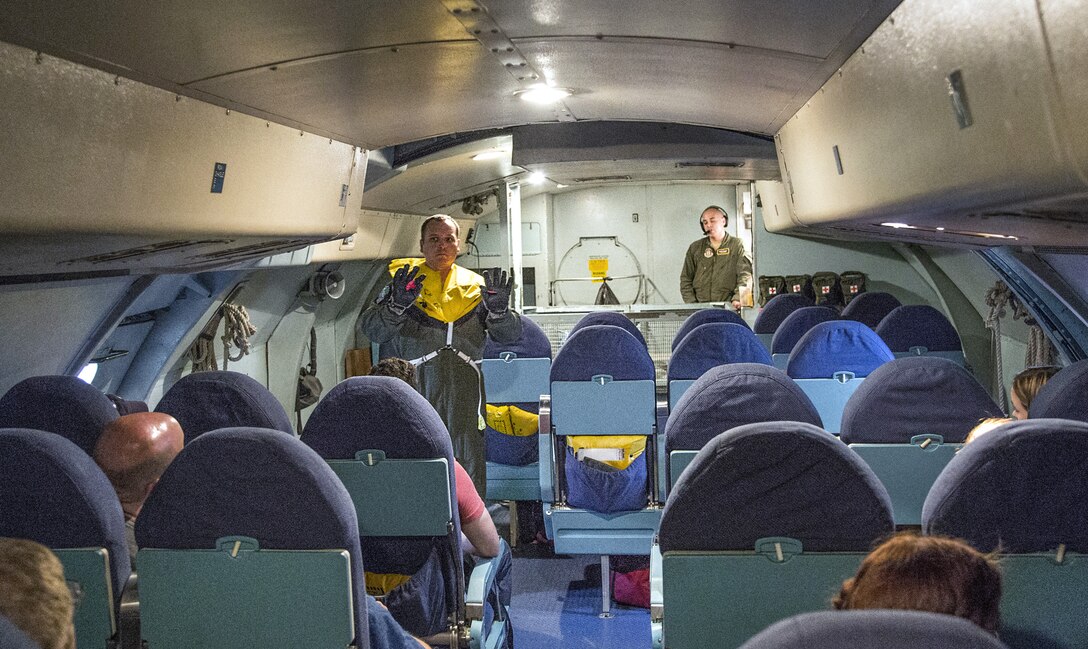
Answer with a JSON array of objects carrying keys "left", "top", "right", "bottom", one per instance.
[{"left": 0, "top": 0, "right": 902, "bottom": 150}]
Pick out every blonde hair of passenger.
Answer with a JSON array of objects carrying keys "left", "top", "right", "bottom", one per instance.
[
  {"left": 1011, "top": 366, "right": 1060, "bottom": 416},
  {"left": 0, "top": 538, "right": 76, "bottom": 649},
  {"left": 965, "top": 417, "right": 1014, "bottom": 445}
]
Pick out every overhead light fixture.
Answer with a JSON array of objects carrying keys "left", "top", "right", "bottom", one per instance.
[
  {"left": 472, "top": 150, "right": 506, "bottom": 161},
  {"left": 515, "top": 83, "right": 572, "bottom": 105},
  {"left": 555, "top": 183, "right": 569, "bottom": 189},
  {"left": 879, "top": 222, "right": 917, "bottom": 229},
  {"left": 527, "top": 172, "right": 546, "bottom": 185}
]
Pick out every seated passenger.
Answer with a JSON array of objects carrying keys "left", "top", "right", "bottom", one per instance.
[
  {"left": 0, "top": 537, "right": 76, "bottom": 649},
  {"left": 92, "top": 412, "right": 185, "bottom": 567},
  {"left": 965, "top": 417, "right": 1014, "bottom": 445},
  {"left": 1010, "top": 366, "right": 1060, "bottom": 419},
  {"left": 833, "top": 532, "right": 1002, "bottom": 634}
]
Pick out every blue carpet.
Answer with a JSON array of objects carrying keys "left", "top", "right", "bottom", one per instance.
[{"left": 509, "top": 554, "right": 651, "bottom": 649}]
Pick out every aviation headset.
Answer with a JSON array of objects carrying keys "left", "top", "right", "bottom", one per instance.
[{"left": 700, "top": 205, "right": 729, "bottom": 234}]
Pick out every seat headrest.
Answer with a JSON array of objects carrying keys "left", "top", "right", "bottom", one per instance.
[
  {"left": 484, "top": 316, "right": 552, "bottom": 360},
  {"left": 668, "top": 324, "right": 772, "bottom": 382},
  {"left": 0, "top": 376, "right": 119, "bottom": 455},
  {"left": 770, "top": 307, "right": 839, "bottom": 355},
  {"left": 659, "top": 421, "right": 893, "bottom": 552},
  {"left": 301, "top": 377, "right": 454, "bottom": 463},
  {"left": 922, "top": 418, "right": 1088, "bottom": 553},
  {"left": 840, "top": 357, "right": 1003, "bottom": 443},
  {"left": 665, "top": 364, "right": 821, "bottom": 453},
  {"left": 754, "top": 294, "right": 814, "bottom": 334},
  {"left": 156, "top": 371, "right": 293, "bottom": 443},
  {"left": 1029, "top": 360, "right": 1088, "bottom": 422},
  {"left": 738, "top": 610, "right": 1009, "bottom": 649},
  {"left": 671, "top": 309, "right": 750, "bottom": 351},
  {"left": 786, "top": 321, "right": 894, "bottom": 379},
  {"left": 568, "top": 312, "right": 646, "bottom": 347},
  {"left": 839, "top": 291, "right": 903, "bottom": 329},
  {"left": 551, "top": 325, "right": 655, "bottom": 382},
  {"left": 876, "top": 305, "right": 962, "bottom": 353},
  {"left": 136, "top": 426, "right": 368, "bottom": 643},
  {"left": 0, "top": 428, "right": 130, "bottom": 602}
]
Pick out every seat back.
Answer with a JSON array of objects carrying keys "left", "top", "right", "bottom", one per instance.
[
  {"left": 786, "top": 321, "right": 893, "bottom": 433},
  {"left": 136, "top": 427, "right": 366, "bottom": 648},
  {"left": 1029, "top": 359, "right": 1088, "bottom": 422},
  {"left": 737, "top": 610, "right": 1009, "bottom": 649},
  {"left": 567, "top": 311, "right": 646, "bottom": 347},
  {"left": 668, "top": 323, "right": 772, "bottom": 410},
  {"left": 657, "top": 421, "right": 894, "bottom": 649},
  {"left": 301, "top": 377, "right": 462, "bottom": 638},
  {"left": 754, "top": 294, "right": 815, "bottom": 335},
  {"left": 671, "top": 308, "right": 750, "bottom": 352},
  {"left": 840, "top": 291, "right": 902, "bottom": 328},
  {"left": 876, "top": 305, "right": 964, "bottom": 362},
  {"left": 155, "top": 371, "right": 293, "bottom": 443},
  {"left": 0, "top": 375, "right": 119, "bottom": 454},
  {"left": 0, "top": 428, "right": 130, "bottom": 649},
  {"left": 0, "top": 613, "right": 41, "bottom": 649},
  {"left": 770, "top": 306, "right": 838, "bottom": 367},
  {"left": 922, "top": 418, "right": 1088, "bottom": 649}
]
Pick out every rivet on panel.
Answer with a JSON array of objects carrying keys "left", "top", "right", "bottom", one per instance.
[
  {"left": 505, "top": 62, "right": 514, "bottom": 67},
  {"left": 270, "top": 65, "right": 278, "bottom": 71},
  {"left": 225, "top": 109, "right": 231, "bottom": 115},
  {"left": 34, "top": 51, "right": 43, "bottom": 64},
  {"left": 176, "top": 95, "right": 182, "bottom": 102},
  {"left": 114, "top": 76, "right": 121, "bottom": 85},
  {"left": 889, "top": 17, "right": 895, "bottom": 25},
  {"left": 300, "top": 130, "right": 304, "bottom": 136},
  {"left": 391, "top": 47, "right": 399, "bottom": 53},
  {"left": 518, "top": 62, "right": 526, "bottom": 67},
  {"left": 473, "top": 29, "right": 481, "bottom": 34},
  {"left": 452, "top": 8, "right": 462, "bottom": 13},
  {"left": 506, "top": 47, "right": 513, "bottom": 52},
  {"left": 491, "top": 48, "right": 499, "bottom": 53},
  {"left": 491, "top": 28, "right": 498, "bottom": 33}
]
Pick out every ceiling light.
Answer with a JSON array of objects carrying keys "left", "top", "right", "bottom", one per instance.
[
  {"left": 472, "top": 150, "right": 506, "bottom": 161},
  {"left": 515, "top": 84, "right": 572, "bottom": 105},
  {"left": 555, "top": 183, "right": 569, "bottom": 189},
  {"left": 527, "top": 172, "right": 546, "bottom": 185},
  {"left": 936, "top": 227, "right": 946, "bottom": 231},
  {"left": 879, "top": 222, "right": 917, "bottom": 229}
]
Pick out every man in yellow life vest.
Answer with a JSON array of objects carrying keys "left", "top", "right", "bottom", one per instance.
[{"left": 358, "top": 214, "right": 522, "bottom": 495}]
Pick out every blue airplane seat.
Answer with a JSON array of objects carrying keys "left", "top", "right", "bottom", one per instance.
[
  {"left": 155, "top": 370, "right": 293, "bottom": 443},
  {"left": 738, "top": 610, "right": 1009, "bottom": 649},
  {"left": 0, "top": 428, "right": 130, "bottom": 649},
  {"left": 567, "top": 311, "right": 647, "bottom": 347},
  {"left": 664, "top": 364, "right": 821, "bottom": 492},
  {"left": 302, "top": 377, "right": 509, "bottom": 648},
  {"left": 136, "top": 426, "right": 370, "bottom": 648},
  {"left": 786, "top": 321, "right": 894, "bottom": 434},
  {"left": 483, "top": 314, "right": 553, "bottom": 360},
  {"left": 770, "top": 306, "right": 839, "bottom": 368},
  {"left": 839, "top": 356, "right": 1002, "bottom": 524},
  {"left": 753, "top": 294, "right": 814, "bottom": 335},
  {"left": 667, "top": 323, "right": 772, "bottom": 410},
  {"left": 839, "top": 291, "right": 903, "bottom": 329},
  {"left": 0, "top": 375, "right": 119, "bottom": 455},
  {"left": 0, "top": 614, "right": 40, "bottom": 649},
  {"left": 876, "top": 305, "right": 964, "bottom": 362},
  {"left": 922, "top": 418, "right": 1088, "bottom": 649},
  {"left": 654, "top": 421, "right": 894, "bottom": 649},
  {"left": 670, "top": 308, "right": 750, "bottom": 352},
  {"left": 1029, "top": 359, "right": 1088, "bottom": 422}
]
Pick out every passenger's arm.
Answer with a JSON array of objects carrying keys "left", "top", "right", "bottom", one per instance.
[
  {"left": 483, "top": 309, "right": 522, "bottom": 345},
  {"left": 368, "top": 596, "right": 432, "bottom": 649},
  {"left": 462, "top": 511, "right": 501, "bottom": 558},
  {"left": 679, "top": 246, "right": 697, "bottom": 303},
  {"left": 357, "top": 291, "right": 407, "bottom": 344},
  {"left": 735, "top": 241, "right": 753, "bottom": 287}
]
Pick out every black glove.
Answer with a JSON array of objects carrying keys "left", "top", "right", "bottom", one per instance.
[
  {"left": 386, "top": 265, "right": 425, "bottom": 315},
  {"left": 481, "top": 267, "right": 513, "bottom": 316}
]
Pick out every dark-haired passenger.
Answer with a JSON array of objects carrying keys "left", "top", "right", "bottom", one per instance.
[{"left": 833, "top": 532, "right": 1002, "bottom": 634}]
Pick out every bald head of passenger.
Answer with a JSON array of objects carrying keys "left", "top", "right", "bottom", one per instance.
[{"left": 93, "top": 412, "right": 184, "bottom": 520}]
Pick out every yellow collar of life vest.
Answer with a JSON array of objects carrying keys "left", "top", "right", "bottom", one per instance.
[{"left": 388, "top": 258, "right": 482, "bottom": 323}]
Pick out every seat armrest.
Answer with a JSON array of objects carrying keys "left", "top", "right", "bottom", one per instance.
[
  {"left": 465, "top": 541, "right": 506, "bottom": 619},
  {"left": 650, "top": 539, "right": 664, "bottom": 621}
]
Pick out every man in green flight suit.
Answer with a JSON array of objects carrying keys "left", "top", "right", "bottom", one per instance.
[
  {"left": 679, "top": 205, "right": 753, "bottom": 308},
  {"left": 358, "top": 215, "right": 522, "bottom": 496}
]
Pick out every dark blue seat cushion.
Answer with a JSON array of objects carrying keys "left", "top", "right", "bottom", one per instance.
[
  {"left": 754, "top": 294, "right": 815, "bottom": 335},
  {"left": 770, "top": 307, "right": 839, "bottom": 355},
  {"left": 876, "top": 305, "right": 962, "bottom": 353},
  {"left": 738, "top": 610, "right": 1009, "bottom": 649},
  {"left": 1029, "top": 360, "right": 1088, "bottom": 422},
  {"left": 671, "top": 309, "right": 750, "bottom": 351},
  {"left": 0, "top": 376, "right": 119, "bottom": 455},
  {"left": 786, "top": 321, "right": 894, "bottom": 379},
  {"left": 922, "top": 418, "right": 1088, "bottom": 553},
  {"left": 668, "top": 323, "right": 772, "bottom": 382},
  {"left": 0, "top": 428, "right": 130, "bottom": 603},
  {"left": 300, "top": 377, "right": 461, "bottom": 637},
  {"left": 659, "top": 421, "right": 893, "bottom": 552},
  {"left": 136, "top": 426, "right": 369, "bottom": 645},
  {"left": 484, "top": 315, "right": 552, "bottom": 359},
  {"left": 155, "top": 371, "right": 293, "bottom": 443},
  {"left": 551, "top": 325, "right": 655, "bottom": 382},
  {"left": 0, "top": 614, "right": 40, "bottom": 649},
  {"left": 568, "top": 312, "right": 646, "bottom": 348},
  {"left": 839, "top": 357, "right": 1003, "bottom": 444},
  {"left": 665, "top": 364, "right": 822, "bottom": 454},
  {"left": 839, "top": 291, "right": 903, "bottom": 329}
]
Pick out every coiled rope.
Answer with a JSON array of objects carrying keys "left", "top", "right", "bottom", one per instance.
[
  {"left": 187, "top": 302, "right": 257, "bottom": 372},
  {"left": 985, "top": 280, "right": 1058, "bottom": 408}
]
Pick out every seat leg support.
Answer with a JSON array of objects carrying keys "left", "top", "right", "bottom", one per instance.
[{"left": 599, "top": 555, "right": 613, "bottom": 618}]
